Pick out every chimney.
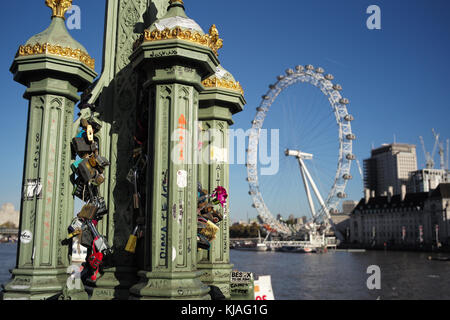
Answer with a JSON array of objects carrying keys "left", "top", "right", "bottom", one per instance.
[
  {"left": 387, "top": 186, "right": 393, "bottom": 203},
  {"left": 371, "top": 190, "right": 375, "bottom": 198},
  {"left": 401, "top": 184, "right": 406, "bottom": 202},
  {"left": 365, "top": 188, "right": 371, "bottom": 204}
]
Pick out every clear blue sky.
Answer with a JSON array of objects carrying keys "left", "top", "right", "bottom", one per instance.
[{"left": 1, "top": 0, "right": 450, "bottom": 222}]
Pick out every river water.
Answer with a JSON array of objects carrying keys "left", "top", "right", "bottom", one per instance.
[{"left": 1, "top": 244, "right": 449, "bottom": 300}]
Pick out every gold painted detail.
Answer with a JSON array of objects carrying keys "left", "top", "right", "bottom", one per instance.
[
  {"left": 139, "top": 24, "right": 223, "bottom": 56},
  {"left": 17, "top": 43, "right": 95, "bottom": 70},
  {"left": 202, "top": 77, "right": 244, "bottom": 96},
  {"left": 169, "top": 0, "right": 184, "bottom": 4},
  {"left": 45, "top": 0, "right": 73, "bottom": 19}
]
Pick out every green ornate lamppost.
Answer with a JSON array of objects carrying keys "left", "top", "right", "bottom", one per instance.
[{"left": 3, "top": 0, "right": 97, "bottom": 300}]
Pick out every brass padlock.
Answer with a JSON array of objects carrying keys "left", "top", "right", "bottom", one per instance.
[
  {"left": 92, "top": 172, "right": 105, "bottom": 186},
  {"left": 125, "top": 226, "right": 139, "bottom": 254},
  {"left": 77, "top": 159, "right": 97, "bottom": 183},
  {"left": 77, "top": 203, "right": 98, "bottom": 220}
]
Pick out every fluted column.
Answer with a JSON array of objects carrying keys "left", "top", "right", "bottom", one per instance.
[
  {"left": 197, "top": 77, "right": 245, "bottom": 299},
  {"left": 3, "top": 45, "right": 96, "bottom": 300}
]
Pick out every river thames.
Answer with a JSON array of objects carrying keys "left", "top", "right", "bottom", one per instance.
[{"left": 1, "top": 244, "right": 449, "bottom": 300}]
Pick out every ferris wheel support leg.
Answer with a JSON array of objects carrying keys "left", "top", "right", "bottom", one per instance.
[
  {"left": 298, "top": 158, "right": 345, "bottom": 241},
  {"left": 297, "top": 158, "right": 317, "bottom": 221}
]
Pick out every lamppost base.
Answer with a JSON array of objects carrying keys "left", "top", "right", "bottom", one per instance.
[{"left": 129, "top": 270, "right": 210, "bottom": 300}]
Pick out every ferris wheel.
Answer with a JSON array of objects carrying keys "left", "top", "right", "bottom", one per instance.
[{"left": 246, "top": 64, "right": 356, "bottom": 238}]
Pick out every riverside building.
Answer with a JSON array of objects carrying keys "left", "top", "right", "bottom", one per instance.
[{"left": 349, "top": 184, "right": 450, "bottom": 248}]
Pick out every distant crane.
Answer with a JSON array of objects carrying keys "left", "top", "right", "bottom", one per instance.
[
  {"left": 419, "top": 129, "right": 441, "bottom": 169},
  {"left": 447, "top": 139, "right": 449, "bottom": 171}
]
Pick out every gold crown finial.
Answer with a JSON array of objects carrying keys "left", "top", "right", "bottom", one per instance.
[
  {"left": 209, "top": 24, "right": 223, "bottom": 54},
  {"left": 45, "top": 0, "right": 73, "bottom": 19}
]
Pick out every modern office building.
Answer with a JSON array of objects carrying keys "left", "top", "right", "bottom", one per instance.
[{"left": 364, "top": 143, "right": 417, "bottom": 196}]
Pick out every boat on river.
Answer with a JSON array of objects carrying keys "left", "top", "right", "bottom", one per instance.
[{"left": 279, "top": 245, "right": 316, "bottom": 253}]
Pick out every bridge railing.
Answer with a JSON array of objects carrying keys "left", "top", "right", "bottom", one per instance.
[{"left": 0, "top": 228, "right": 19, "bottom": 235}]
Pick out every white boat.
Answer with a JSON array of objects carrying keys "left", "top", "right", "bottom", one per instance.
[{"left": 256, "top": 243, "right": 268, "bottom": 251}]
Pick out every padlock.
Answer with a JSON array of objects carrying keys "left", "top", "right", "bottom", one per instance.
[
  {"left": 88, "top": 155, "right": 97, "bottom": 168},
  {"left": 199, "top": 220, "right": 220, "bottom": 241},
  {"left": 91, "top": 172, "right": 105, "bottom": 186},
  {"left": 77, "top": 159, "right": 97, "bottom": 183},
  {"left": 80, "top": 222, "right": 93, "bottom": 248},
  {"left": 197, "top": 233, "right": 211, "bottom": 250},
  {"left": 72, "top": 177, "right": 90, "bottom": 201},
  {"left": 125, "top": 226, "right": 139, "bottom": 254},
  {"left": 200, "top": 210, "right": 217, "bottom": 224},
  {"left": 68, "top": 217, "right": 84, "bottom": 234},
  {"left": 76, "top": 129, "right": 86, "bottom": 139},
  {"left": 89, "top": 120, "right": 102, "bottom": 134},
  {"left": 93, "top": 236, "right": 110, "bottom": 255},
  {"left": 71, "top": 137, "right": 94, "bottom": 156},
  {"left": 81, "top": 118, "right": 102, "bottom": 134},
  {"left": 77, "top": 203, "right": 98, "bottom": 220},
  {"left": 71, "top": 159, "right": 84, "bottom": 174},
  {"left": 86, "top": 220, "right": 112, "bottom": 256},
  {"left": 94, "top": 197, "right": 108, "bottom": 217},
  {"left": 95, "top": 155, "right": 110, "bottom": 170},
  {"left": 211, "top": 209, "right": 223, "bottom": 223},
  {"left": 88, "top": 238, "right": 104, "bottom": 282}
]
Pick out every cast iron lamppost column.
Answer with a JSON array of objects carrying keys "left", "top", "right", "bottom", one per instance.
[
  {"left": 129, "top": 0, "right": 222, "bottom": 299},
  {"left": 86, "top": 0, "right": 169, "bottom": 301},
  {"left": 197, "top": 65, "right": 245, "bottom": 299},
  {"left": 2, "top": 0, "right": 97, "bottom": 300}
]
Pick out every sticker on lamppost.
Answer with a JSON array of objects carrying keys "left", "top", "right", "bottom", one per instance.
[
  {"left": 24, "top": 179, "right": 43, "bottom": 200},
  {"left": 177, "top": 170, "right": 187, "bottom": 188},
  {"left": 366, "top": 5, "right": 381, "bottom": 30},
  {"left": 20, "top": 230, "right": 33, "bottom": 244},
  {"left": 366, "top": 265, "right": 381, "bottom": 290}
]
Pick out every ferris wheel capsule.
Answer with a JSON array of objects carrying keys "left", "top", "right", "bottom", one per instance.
[
  {"left": 344, "top": 114, "right": 354, "bottom": 121},
  {"left": 277, "top": 75, "right": 285, "bottom": 81},
  {"left": 333, "top": 84, "right": 343, "bottom": 91},
  {"left": 339, "top": 98, "right": 350, "bottom": 105},
  {"left": 325, "top": 74, "right": 334, "bottom": 80},
  {"left": 305, "top": 64, "right": 314, "bottom": 70},
  {"left": 343, "top": 174, "right": 353, "bottom": 180},
  {"left": 286, "top": 69, "right": 294, "bottom": 75},
  {"left": 337, "top": 192, "right": 347, "bottom": 199},
  {"left": 346, "top": 153, "right": 356, "bottom": 160},
  {"left": 262, "top": 95, "right": 270, "bottom": 100},
  {"left": 316, "top": 67, "right": 325, "bottom": 74},
  {"left": 295, "top": 65, "right": 304, "bottom": 72},
  {"left": 269, "top": 84, "right": 276, "bottom": 89},
  {"left": 346, "top": 134, "right": 356, "bottom": 140}
]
